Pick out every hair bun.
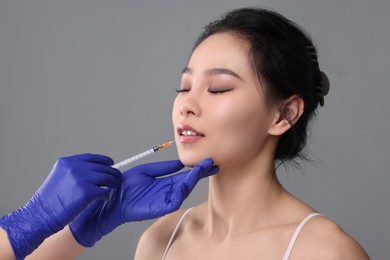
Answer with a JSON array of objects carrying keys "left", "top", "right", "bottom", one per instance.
[{"left": 318, "top": 71, "right": 330, "bottom": 106}]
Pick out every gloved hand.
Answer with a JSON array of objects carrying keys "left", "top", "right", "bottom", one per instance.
[
  {"left": 69, "top": 158, "right": 219, "bottom": 247},
  {"left": 0, "top": 154, "right": 121, "bottom": 259}
]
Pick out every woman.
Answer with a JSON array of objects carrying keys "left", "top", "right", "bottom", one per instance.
[{"left": 134, "top": 8, "right": 369, "bottom": 259}]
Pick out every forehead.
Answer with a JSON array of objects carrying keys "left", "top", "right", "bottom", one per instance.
[{"left": 187, "top": 32, "right": 255, "bottom": 80}]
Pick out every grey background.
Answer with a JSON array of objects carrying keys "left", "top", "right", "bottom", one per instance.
[{"left": 0, "top": 0, "right": 389, "bottom": 259}]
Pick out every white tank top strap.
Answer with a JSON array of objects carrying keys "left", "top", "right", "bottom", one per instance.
[
  {"left": 282, "top": 212, "right": 322, "bottom": 260},
  {"left": 161, "top": 208, "right": 193, "bottom": 260}
]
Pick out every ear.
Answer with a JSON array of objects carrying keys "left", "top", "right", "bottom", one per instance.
[{"left": 268, "top": 95, "right": 304, "bottom": 136}]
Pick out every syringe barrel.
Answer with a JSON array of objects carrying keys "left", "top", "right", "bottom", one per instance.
[{"left": 112, "top": 148, "right": 154, "bottom": 169}]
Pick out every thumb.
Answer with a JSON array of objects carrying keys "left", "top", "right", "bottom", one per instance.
[
  {"left": 165, "top": 158, "right": 219, "bottom": 214},
  {"left": 183, "top": 158, "right": 219, "bottom": 189},
  {"left": 123, "top": 160, "right": 184, "bottom": 178}
]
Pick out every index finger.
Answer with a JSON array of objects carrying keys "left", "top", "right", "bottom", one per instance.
[{"left": 74, "top": 153, "right": 115, "bottom": 166}]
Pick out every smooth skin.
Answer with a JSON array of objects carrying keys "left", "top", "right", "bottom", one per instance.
[
  {"left": 134, "top": 32, "right": 369, "bottom": 259},
  {"left": 0, "top": 228, "right": 15, "bottom": 260}
]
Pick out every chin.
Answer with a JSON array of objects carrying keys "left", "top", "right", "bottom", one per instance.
[
  {"left": 178, "top": 155, "right": 202, "bottom": 168},
  {"left": 178, "top": 150, "right": 220, "bottom": 168}
]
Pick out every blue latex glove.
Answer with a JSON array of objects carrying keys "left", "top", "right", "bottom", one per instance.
[
  {"left": 0, "top": 154, "right": 121, "bottom": 259},
  {"left": 69, "top": 158, "right": 219, "bottom": 247}
]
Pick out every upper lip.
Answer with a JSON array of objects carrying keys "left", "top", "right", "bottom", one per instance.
[{"left": 177, "top": 124, "right": 205, "bottom": 136}]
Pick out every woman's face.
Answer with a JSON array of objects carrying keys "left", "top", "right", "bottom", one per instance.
[{"left": 172, "top": 32, "right": 277, "bottom": 167}]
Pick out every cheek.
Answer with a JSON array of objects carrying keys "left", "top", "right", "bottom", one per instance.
[
  {"left": 214, "top": 94, "right": 267, "bottom": 136},
  {"left": 210, "top": 95, "right": 271, "bottom": 163}
]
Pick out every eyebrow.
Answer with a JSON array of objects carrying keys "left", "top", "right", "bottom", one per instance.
[{"left": 181, "top": 67, "right": 244, "bottom": 81}]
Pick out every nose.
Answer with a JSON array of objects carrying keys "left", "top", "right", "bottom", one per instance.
[{"left": 178, "top": 91, "right": 201, "bottom": 117}]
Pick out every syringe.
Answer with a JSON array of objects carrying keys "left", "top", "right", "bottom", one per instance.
[{"left": 112, "top": 140, "right": 174, "bottom": 169}]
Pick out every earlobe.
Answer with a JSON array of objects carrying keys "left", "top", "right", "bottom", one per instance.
[{"left": 268, "top": 95, "right": 304, "bottom": 136}]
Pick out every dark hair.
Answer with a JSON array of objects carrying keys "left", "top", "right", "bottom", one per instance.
[{"left": 193, "top": 7, "right": 329, "bottom": 161}]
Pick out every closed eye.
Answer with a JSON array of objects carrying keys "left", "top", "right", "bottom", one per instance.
[
  {"left": 208, "top": 88, "right": 233, "bottom": 94},
  {"left": 175, "top": 88, "right": 190, "bottom": 93}
]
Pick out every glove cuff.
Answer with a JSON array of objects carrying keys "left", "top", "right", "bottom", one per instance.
[
  {"left": 0, "top": 213, "right": 31, "bottom": 260},
  {"left": 0, "top": 198, "right": 63, "bottom": 259}
]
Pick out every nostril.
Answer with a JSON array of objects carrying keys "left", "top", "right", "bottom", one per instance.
[
  {"left": 180, "top": 105, "right": 197, "bottom": 116},
  {"left": 178, "top": 96, "right": 201, "bottom": 117}
]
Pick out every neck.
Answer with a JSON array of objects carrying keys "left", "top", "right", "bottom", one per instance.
[{"left": 205, "top": 155, "right": 285, "bottom": 238}]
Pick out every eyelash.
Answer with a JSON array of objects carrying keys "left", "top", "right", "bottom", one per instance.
[
  {"left": 175, "top": 88, "right": 233, "bottom": 94},
  {"left": 208, "top": 88, "right": 232, "bottom": 94},
  {"left": 175, "top": 88, "right": 189, "bottom": 93}
]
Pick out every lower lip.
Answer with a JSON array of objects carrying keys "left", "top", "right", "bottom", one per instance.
[{"left": 179, "top": 135, "right": 204, "bottom": 143}]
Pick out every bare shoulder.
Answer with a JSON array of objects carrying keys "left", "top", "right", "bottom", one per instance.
[
  {"left": 134, "top": 209, "right": 188, "bottom": 260},
  {"left": 292, "top": 215, "right": 370, "bottom": 259}
]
